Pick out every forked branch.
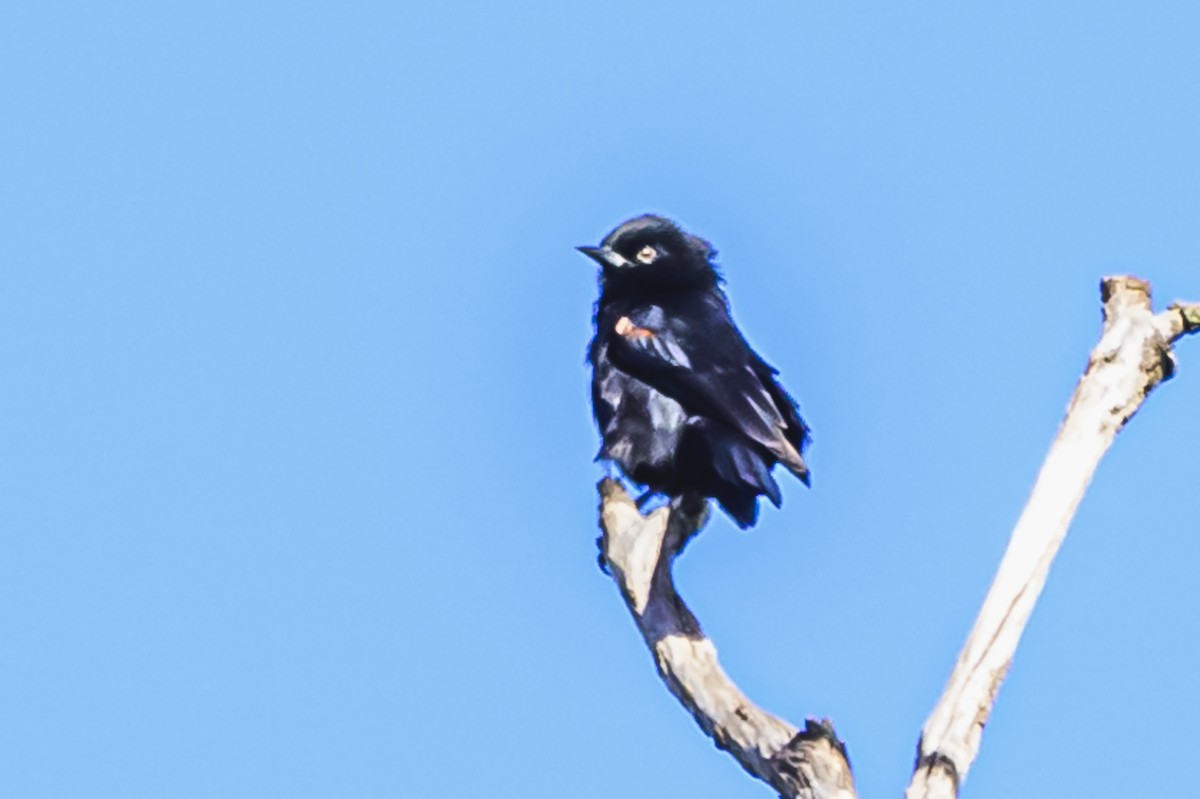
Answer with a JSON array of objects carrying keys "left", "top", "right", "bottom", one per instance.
[{"left": 596, "top": 276, "right": 1199, "bottom": 799}]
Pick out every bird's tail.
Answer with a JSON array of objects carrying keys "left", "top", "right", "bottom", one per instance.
[{"left": 685, "top": 420, "right": 782, "bottom": 529}]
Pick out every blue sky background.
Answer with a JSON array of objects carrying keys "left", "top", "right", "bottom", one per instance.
[{"left": 3, "top": 3, "right": 1199, "bottom": 797}]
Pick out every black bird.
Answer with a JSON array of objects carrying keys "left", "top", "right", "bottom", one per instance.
[{"left": 579, "top": 214, "right": 810, "bottom": 528}]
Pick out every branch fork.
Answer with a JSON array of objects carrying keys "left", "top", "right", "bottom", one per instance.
[{"left": 596, "top": 277, "right": 1199, "bottom": 798}]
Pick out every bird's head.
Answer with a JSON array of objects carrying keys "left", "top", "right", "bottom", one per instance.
[{"left": 577, "top": 215, "right": 720, "bottom": 294}]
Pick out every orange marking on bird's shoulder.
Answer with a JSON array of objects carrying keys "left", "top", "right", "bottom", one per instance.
[{"left": 615, "top": 316, "right": 655, "bottom": 339}]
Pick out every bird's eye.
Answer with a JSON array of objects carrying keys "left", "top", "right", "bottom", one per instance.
[{"left": 635, "top": 245, "right": 658, "bottom": 264}]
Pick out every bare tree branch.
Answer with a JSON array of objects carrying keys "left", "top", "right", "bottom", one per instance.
[
  {"left": 596, "top": 276, "right": 1198, "bottom": 799},
  {"left": 906, "top": 278, "right": 1200, "bottom": 799},
  {"left": 597, "top": 481, "right": 857, "bottom": 799},
  {"left": 1158, "top": 300, "right": 1200, "bottom": 343}
]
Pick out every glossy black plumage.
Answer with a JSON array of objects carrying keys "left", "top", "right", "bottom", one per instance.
[{"left": 579, "top": 214, "right": 810, "bottom": 528}]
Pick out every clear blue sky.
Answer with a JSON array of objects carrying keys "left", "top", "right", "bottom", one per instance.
[{"left": 3, "top": 3, "right": 1199, "bottom": 797}]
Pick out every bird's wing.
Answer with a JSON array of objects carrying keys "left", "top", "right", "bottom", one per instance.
[
  {"left": 750, "top": 356, "right": 811, "bottom": 479},
  {"left": 607, "top": 309, "right": 809, "bottom": 480}
]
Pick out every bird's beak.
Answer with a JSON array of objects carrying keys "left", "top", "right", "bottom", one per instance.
[{"left": 576, "top": 245, "right": 631, "bottom": 269}]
